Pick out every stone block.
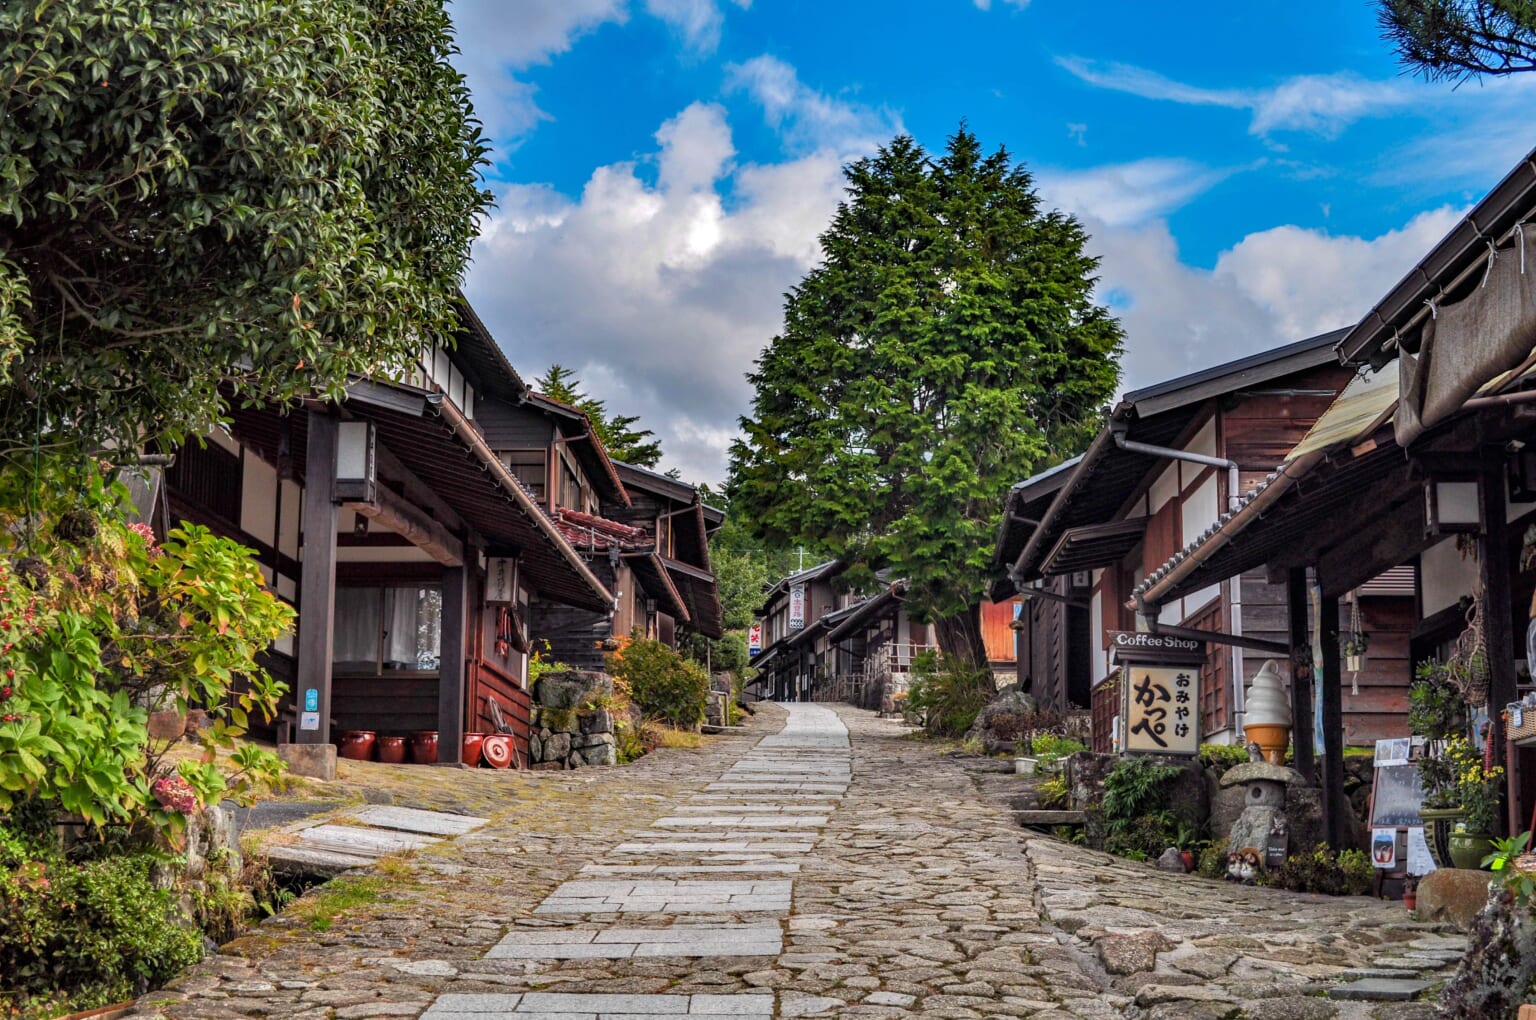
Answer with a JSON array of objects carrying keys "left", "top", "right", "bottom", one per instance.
[
  {"left": 1209, "top": 777, "right": 1248, "bottom": 842},
  {"left": 581, "top": 743, "right": 617, "bottom": 767},
  {"left": 278, "top": 742, "right": 336, "bottom": 781},
  {"left": 1098, "top": 931, "right": 1173, "bottom": 975},
  {"left": 1156, "top": 847, "right": 1187, "bottom": 873},
  {"left": 534, "top": 669, "right": 613, "bottom": 709},
  {"left": 579, "top": 707, "right": 614, "bottom": 734},
  {"left": 573, "top": 732, "right": 616, "bottom": 750},
  {"left": 543, "top": 732, "right": 571, "bottom": 762},
  {"left": 1416, "top": 868, "right": 1494, "bottom": 931},
  {"left": 528, "top": 731, "right": 543, "bottom": 762}
]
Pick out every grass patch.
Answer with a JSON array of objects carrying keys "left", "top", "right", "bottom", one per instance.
[
  {"left": 655, "top": 727, "right": 704, "bottom": 749},
  {"left": 293, "top": 875, "right": 384, "bottom": 932}
]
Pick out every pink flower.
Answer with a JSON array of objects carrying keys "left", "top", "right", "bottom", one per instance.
[
  {"left": 127, "top": 522, "right": 158, "bottom": 549},
  {"left": 151, "top": 775, "right": 199, "bottom": 814}
]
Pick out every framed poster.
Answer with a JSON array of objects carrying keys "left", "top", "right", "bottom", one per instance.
[
  {"left": 1371, "top": 827, "right": 1399, "bottom": 869},
  {"left": 1109, "top": 632, "right": 1205, "bottom": 757}
]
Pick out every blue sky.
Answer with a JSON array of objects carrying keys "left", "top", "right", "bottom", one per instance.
[{"left": 450, "top": 0, "right": 1536, "bottom": 483}]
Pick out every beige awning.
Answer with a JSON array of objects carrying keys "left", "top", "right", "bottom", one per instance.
[{"left": 1287, "top": 366, "right": 1400, "bottom": 461}]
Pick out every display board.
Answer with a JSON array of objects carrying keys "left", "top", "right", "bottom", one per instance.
[{"left": 1369, "top": 763, "right": 1426, "bottom": 828}]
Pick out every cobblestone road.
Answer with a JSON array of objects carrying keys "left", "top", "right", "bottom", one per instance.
[{"left": 134, "top": 705, "right": 1465, "bottom": 1020}]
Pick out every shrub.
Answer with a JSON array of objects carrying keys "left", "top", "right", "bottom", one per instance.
[
  {"left": 1101, "top": 757, "right": 1184, "bottom": 859},
  {"left": 1198, "top": 743, "right": 1252, "bottom": 772},
  {"left": 1264, "top": 844, "right": 1374, "bottom": 896},
  {"left": 1197, "top": 837, "right": 1230, "bottom": 879},
  {"left": 0, "top": 821, "right": 203, "bottom": 1014},
  {"left": 1032, "top": 733, "right": 1086, "bottom": 766},
  {"left": 905, "top": 651, "right": 992, "bottom": 737},
  {"left": 607, "top": 638, "right": 710, "bottom": 730}
]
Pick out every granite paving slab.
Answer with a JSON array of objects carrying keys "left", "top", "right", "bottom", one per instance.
[
  {"left": 349, "top": 805, "right": 488, "bottom": 836},
  {"left": 488, "top": 923, "right": 783, "bottom": 959},
  {"left": 293, "top": 823, "right": 441, "bottom": 855}
]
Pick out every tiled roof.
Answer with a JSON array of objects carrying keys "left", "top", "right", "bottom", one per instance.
[{"left": 554, "top": 507, "right": 651, "bottom": 552}]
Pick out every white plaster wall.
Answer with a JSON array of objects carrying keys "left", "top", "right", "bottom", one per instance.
[
  {"left": 1089, "top": 589, "right": 1104, "bottom": 681},
  {"left": 240, "top": 451, "right": 277, "bottom": 548},
  {"left": 1186, "top": 417, "right": 1217, "bottom": 459},
  {"left": 1149, "top": 462, "right": 1180, "bottom": 514},
  {"left": 1421, "top": 536, "right": 1480, "bottom": 617}
]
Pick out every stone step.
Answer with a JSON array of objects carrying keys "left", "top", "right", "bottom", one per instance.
[
  {"left": 1014, "top": 809, "right": 1088, "bottom": 827},
  {"left": 267, "top": 844, "right": 378, "bottom": 877},
  {"left": 1327, "top": 977, "right": 1434, "bottom": 1002}
]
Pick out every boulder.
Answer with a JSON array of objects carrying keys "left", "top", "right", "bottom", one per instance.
[
  {"left": 1157, "top": 847, "right": 1187, "bottom": 873},
  {"left": 528, "top": 731, "right": 543, "bottom": 763},
  {"left": 1417, "top": 868, "right": 1495, "bottom": 931},
  {"left": 542, "top": 732, "right": 572, "bottom": 762},
  {"left": 1437, "top": 884, "right": 1536, "bottom": 1017},
  {"left": 580, "top": 743, "right": 617, "bottom": 767},
  {"left": 965, "top": 689, "right": 1038, "bottom": 755},
  {"left": 1209, "top": 776, "right": 1248, "bottom": 842},
  {"left": 1283, "top": 783, "right": 1325, "bottom": 857},
  {"left": 573, "top": 732, "right": 616, "bottom": 751},
  {"left": 533, "top": 670, "right": 613, "bottom": 710},
  {"left": 147, "top": 710, "right": 187, "bottom": 741}
]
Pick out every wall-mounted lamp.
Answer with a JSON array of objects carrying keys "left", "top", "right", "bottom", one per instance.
[
  {"left": 335, "top": 420, "right": 377, "bottom": 503},
  {"left": 1424, "top": 477, "right": 1481, "bottom": 537}
]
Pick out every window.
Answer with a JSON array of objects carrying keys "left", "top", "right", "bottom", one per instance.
[
  {"left": 333, "top": 586, "right": 442, "bottom": 674},
  {"left": 499, "top": 450, "right": 547, "bottom": 501}
]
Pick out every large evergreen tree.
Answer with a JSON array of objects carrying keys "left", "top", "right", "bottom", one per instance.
[
  {"left": 0, "top": 0, "right": 491, "bottom": 460},
  {"left": 1378, "top": 0, "right": 1536, "bottom": 79},
  {"left": 535, "top": 364, "right": 664, "bottom": 468},
  {"left": 728, "top": 127, "right": 1122, "bottom": 667}
]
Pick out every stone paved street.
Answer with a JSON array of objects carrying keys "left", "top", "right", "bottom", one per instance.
[{"left": 133, "top": 704, "right": 1465, "bottom": 1020}]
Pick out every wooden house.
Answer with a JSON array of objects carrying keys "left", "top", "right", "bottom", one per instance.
[
  {"left": 749, "top": 561, "right": 849, "bottom": 701},
  {"left": 167, "top": 301, "right": 616, "bottom": 771},
  {"left": 1132, "top": 143, "right": 1536, "bottom": 844},
  {"left": 994, "top": 331, "right": 1418, "bottom": 751}
]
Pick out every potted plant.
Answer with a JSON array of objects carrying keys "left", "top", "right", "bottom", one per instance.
[
  {"left": 1448, "top": 734, "right": 1504, "bottom": 869},
  {"left": 1343, "top": 633, "right": 1369, "bottom": 673},
  {"left": 1410, "top": 660, "right": 1470, "bottom": 868},
  {"left": 1403, "top": 877, "right": 1418, "bottom": 911}
]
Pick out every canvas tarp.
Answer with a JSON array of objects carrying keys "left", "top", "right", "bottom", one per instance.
[{"left": 1397, "top": 229, "right": 1536, "bottom": 447}]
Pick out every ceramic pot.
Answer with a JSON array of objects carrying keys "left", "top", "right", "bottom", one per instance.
[
  {"left": 409, "top": 730, "right": 438, "bottom": 765},
  {"left": 338, "top": 730, "right": 376, "bottom": 761},
  {"left": 482, "top": 734, "right": 514, "bottom": 769},
  {"left": 462, "top": 732, "right": 486, "bottom": 767},
  {"left": 1448, "top": 830, "right": 1494, "bottom": 870},
  {"left": 1404, "top": 889, "right": 1418, "bottom": 911},
  {"left": 1180, "top": 850, "right": 1195, "bottom": 873},
  {"left": 1419, "top": 807, "right": 1465, "bottom": 869},
  {"left": 376, "top": 735, "right": 408, "bottom": 764},
  {"left": 1243, "top": 723, "right": 1291, "bottom": 766}
]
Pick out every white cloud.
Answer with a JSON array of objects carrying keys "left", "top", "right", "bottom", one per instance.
[
  {"left": 974, "top": 0, "right": 1030, "bottom": 8},
  {"left": 1079, "top": 207, "right": 1467, "bottom": 393},
  {"left": 727, "top": 54, "right": 902, "bottom": 152},
  {"left": 644, "top": 0, "right": 750, "bottom": 55},
  {"left": 464, "top": 102, "right": 853, "bottom": 484},
  {"left": 1056, "top": 57, "right": 1413, "bottom": 138},
  {"left": 1037, "top": 157, "right": 1239, "bottom": 228}
]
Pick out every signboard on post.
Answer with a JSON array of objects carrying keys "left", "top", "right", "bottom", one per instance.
[
  {"left": 1108, "top": 632, "right": 1205, "bottom": 756},
  {"left": 789, "top": 584, "right": 807, "bottom": 630},
  {"left": 485, "top": 557, "right": 518, "bottom": 605},
  {"left": 748, "top": 623, "right": 763, "bottom": 656}
]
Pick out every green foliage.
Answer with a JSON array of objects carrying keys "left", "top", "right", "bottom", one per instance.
[
  {"left": 0, "top": 821, "right": 203, "bottom": 1014},
  {"left": 0, "top": 461, "right": 291, "bottom": 834},
  {"left": 1037, "top": 775, "right": 1071, "bottom": 810},
  {"left": 1197, "top": 838, "right": 1230, "bottom": 879},
  {"left": 1198, "top": 743, "right": 1253, "bottom": 771},
  {"left": 535, "top": 364, "right": 663, "bottom": 468},
  {"left": 1485, "top": 831, "right": 1535, "bottom": 904},
  {"left": 728, "top": 126, "right": 1122, "bottom": 659},
  {"left": 905, "top": 650, "right": 993, "bottom": 737},
  {"left": 1378, "top": 0, "right": 1536, "bottom": 81},
  {"left": 527, "top": 641, "right": 574, "bottom": 689},
  {"left": 0, "top": 0, "right": 492, "bottom": 457},
  {"left": 1410, "top": 659, "right": 1471, "bottom": 808},
  {"left": 1101, "top": 757, "right": 1185, "bottom": 859},
  {"left": 1263, "top": 844, "right": 1374, "bottom": 896},
  {"left": 293, "top": 875, "right": 383, "bottom": 933},
  {"left": 607, "top": 638, "right": 710, "bottom": 730},
  {"left": 1030, "top": 733, "right": 1086, "bottom": 766}
]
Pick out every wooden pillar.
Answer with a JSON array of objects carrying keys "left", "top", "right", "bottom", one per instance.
[
  {"left": 1318, "top": 593, "right": 1349, "bottom": 848},
  {"left": 438, "top": 563, "right": 470, "bottom": 765},
  {"left": 296, "top": 412, "right": 339, "bottom": 745},
  {"left": 1286, "top": 568, "right": 1317, "bottom": 782},
  {"left": 1480, "top": 461, "right": 1517, "bottom": 835}
]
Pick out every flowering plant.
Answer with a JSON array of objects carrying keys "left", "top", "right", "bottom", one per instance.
[{"left": 1446, "top": 735, "right": 1505, "bottom": 834}]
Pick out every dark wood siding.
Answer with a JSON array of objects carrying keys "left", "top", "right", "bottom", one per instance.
[
  {"left": 1219, "top": 363, "right": 1352, "bottom": 490},
  {"left": 475, "top": 396, "right": 555, "bottom": 450},
  {"left": 332, "top": 675, "right": 439, "bottom": 735}
]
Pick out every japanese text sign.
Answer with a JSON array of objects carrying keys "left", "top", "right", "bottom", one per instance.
[
  {"left": 789, "top": 584, "right": 807, "bottom": 630},
  {"left": 1121, "top": 665, "right": 1201, "bottom": 756}
]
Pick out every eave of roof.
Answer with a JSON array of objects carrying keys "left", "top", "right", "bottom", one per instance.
[
  {"left": 453, "top": 296, "right": 528, "bottom": 405},
  {"left": 824, "top": 584, "right": 906, "bottom": 644},
  {"left": 1338, "top": 146, "right": 1536, "bottom": 368},
  {"left": 991, "top": 455, "right": 1082, "bottom": 570},
  {"left": 758, "top": 559, "right": 844, "bottom": 614},
  {"left": 526, "top": 393, "right": 631, "bottom": 507},
  {"left": 1008, "top": 329, "right": 1349, "bottom": 585}
]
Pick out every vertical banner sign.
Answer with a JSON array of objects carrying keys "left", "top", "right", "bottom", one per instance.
[
  {"left": 789, "top": 584, "right": 807, "bottom": 630},
  {"left": 748, "top": 622, "right": 763, "bottom": 656},
  {"left": 485, "top": 557, "right": 517, "bottom": 605},
  {"left": 1109, "top": 632, "right": 1205, "bottom": 756}
]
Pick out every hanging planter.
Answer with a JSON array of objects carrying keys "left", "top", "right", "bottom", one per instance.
[{"left": 1343, "top": 601, "right": 1369, "bottom": 677}]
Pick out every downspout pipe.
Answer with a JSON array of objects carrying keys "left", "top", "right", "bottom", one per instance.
[{"left": 1110, "top": 418, "right": 1243, "bottom": 512}]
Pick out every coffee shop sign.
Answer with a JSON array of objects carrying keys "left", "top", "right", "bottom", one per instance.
[{"left": 1110, "top": 632, "right": 1202, "bottom": 654}]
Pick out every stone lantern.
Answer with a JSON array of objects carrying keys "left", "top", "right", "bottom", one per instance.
[{"left": 1244, "top": 659, "right": 1292, "bottom": 766}]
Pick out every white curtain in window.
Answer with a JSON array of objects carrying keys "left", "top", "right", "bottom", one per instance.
[
  {"left": 382, "top": 587, "right": 442, "bottom": 670},
  {"left": 333, "top": 588, "right": 381, "bottom": 668}
]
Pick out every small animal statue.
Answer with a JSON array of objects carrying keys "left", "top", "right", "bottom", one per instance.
[
  {"left": 1226, "top": 846, "right": 1264, "bottom": 884},
  {"left": 1246, "top": 740, "right": 1264, "bottom": 763}
]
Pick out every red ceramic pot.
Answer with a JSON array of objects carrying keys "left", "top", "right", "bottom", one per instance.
[
  {"left": 462, "top": 732, "right": 486, "bottom": 767},
  {"left": 482, "top": 734, "right": 513, "bottom": 769},
  {"left": 409, "top": 730, "right": 439, "bottom": 765},
  {"left": 338, "top": 730, "right": 376, "bottom": 761},
  {"left": 377, "top": 735, "right": 408, "bottom": 764}
]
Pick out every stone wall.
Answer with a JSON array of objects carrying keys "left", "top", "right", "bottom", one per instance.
[{"left": 527, "top": 670, "right": 618, "bottom": 769}]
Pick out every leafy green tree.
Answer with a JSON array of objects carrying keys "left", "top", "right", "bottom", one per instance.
[
  {"left": 1378, "top": 0, "right": 1536, "bottom": 79},
  {"left": 0, "top": 0, "right": 491, "bottom": 460},
  {"left": 535, "top": 364, "right": 664, "bottom": 468},
  {"left": 728, "top": 127, "right": 1122, "bottom": 667}
]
